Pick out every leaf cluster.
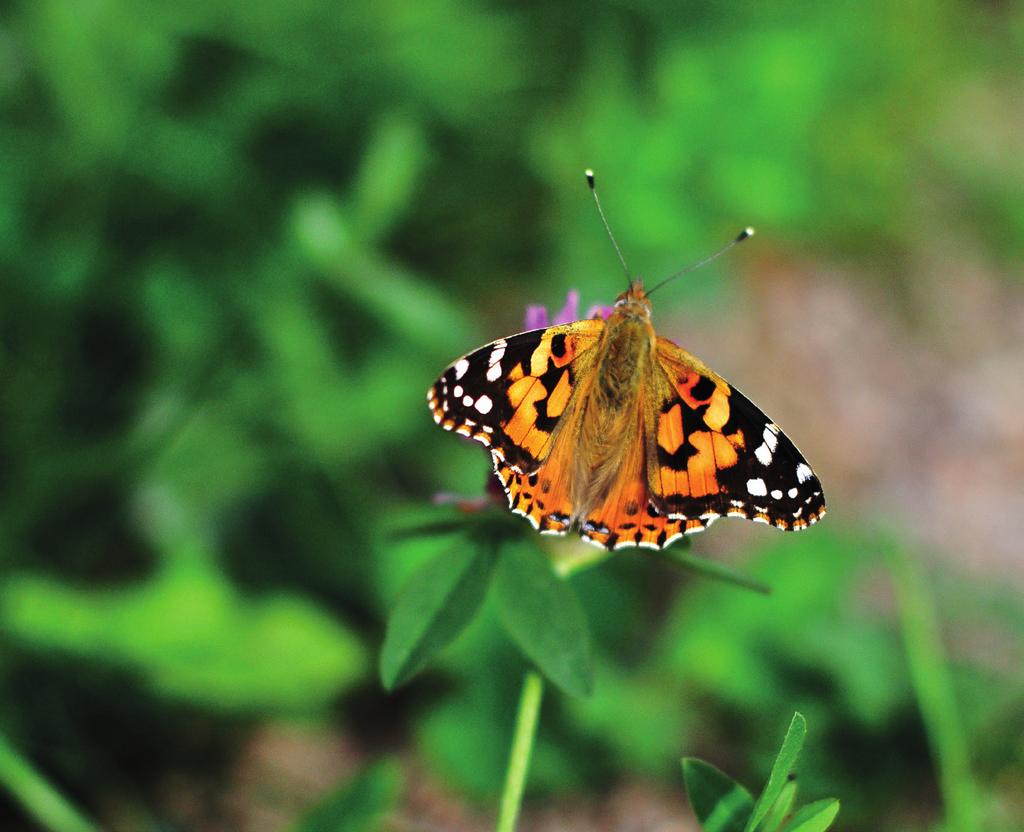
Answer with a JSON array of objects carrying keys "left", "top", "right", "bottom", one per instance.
[{"left": 683, "top": 713, "right": 839, "bottom": 832}]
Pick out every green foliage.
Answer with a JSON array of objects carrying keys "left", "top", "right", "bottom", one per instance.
[
  {"left": 0, "top": 732, "right": 98, "bottom": 832},
  {"left": 0, "top": 561, "right": 365, "bottom": 713},
  {"left": 684, "top": 714, "right": 838, "bottom": 832},
  {"left": 744, "top": 713, "right": 807, "bottom": 832},
  {"left": 681, "top": 759, "right": 753, "bottom": 832},
  {"left": 782, "top": 800, "right": 841, "bottom": 832},
  {"left": 381, "top": 542, "right": 498, "bottom": 690},
  {"left": 657, "top": 547, "right": 771, "bottom": 596},
  {"left": 494, "top": 541, "right": 594, "bottom": 698},
  {"left": 759, "top": 781, "right": 798, "bottom": 832},
  {"left": 889, "top": 541, "right": 982, "bottom": 832},
  {"left": 295, "top": 760, "right": 401, "bottom": 832},
  {"left": 0, "top": 0, "right": 1020, "bottom": 827}
]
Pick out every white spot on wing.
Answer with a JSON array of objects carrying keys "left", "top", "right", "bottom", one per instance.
[
  {"left": 488, "top": 346, "right": 505, "bottom": 366},
  {"left": 462, "top": 395, "right": 473, "bottom": 407},
  {"left": 454, "top": 358, "right": 469, "bottom": 379},
  {"left": 796, "top": 463, "right": 813, "bottom": 483},
  {"left": 763, "top": 427, "right": 778, "bottom": 451},
  {"left": 746, "top": 477, "right": 768, "bottom": 496},
  {"left": 486, "top": 363, "right": 502, "bottom": 382},
  {"left": 771, "top": 489, "right": 783, "bottom": 499},
  {"left": 453, "top": 384, "right": 463, "bottom": 398},
  {"left": 475, "top": 395, "right": 493, "bottom": 414},
  {"left": 788, "top": 487, "right": 798, "bottom": 498},
  {"left": 755, "top": 443, "right": 773, "bottom": 465}
]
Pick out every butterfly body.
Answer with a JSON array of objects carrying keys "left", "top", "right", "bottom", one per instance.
[{"left": 428, "top": 280, "right": 825, "bottom": 550}]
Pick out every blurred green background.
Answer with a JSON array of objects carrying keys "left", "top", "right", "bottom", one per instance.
[{"left": 1, "top": 1, "right": 1023, "bottom": 829}]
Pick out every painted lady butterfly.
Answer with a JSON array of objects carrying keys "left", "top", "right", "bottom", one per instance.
[{"left": 427, "top": 183, "right": 826, "bottom": 551}]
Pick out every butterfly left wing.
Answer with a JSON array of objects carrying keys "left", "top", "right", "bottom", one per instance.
[
  {"left": 427, "top": 319, "right": 606, "bottom": 475},
  {"left": 647, "top": 337, "right": 826, "bottom": 531}
]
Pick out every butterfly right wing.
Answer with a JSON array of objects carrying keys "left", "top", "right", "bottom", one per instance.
[
  {"left": 427, "top": 319, "right": 606, "bottom": 475},
  {"left": 647, "top": 337, "right": 826, "bottom": 530}
]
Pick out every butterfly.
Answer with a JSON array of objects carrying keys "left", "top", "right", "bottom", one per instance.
[{"left": 427, "top": 275, "right": 826, "bottom": 551}]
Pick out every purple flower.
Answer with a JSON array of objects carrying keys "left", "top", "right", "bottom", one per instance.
[{"left": 524, "top": 290, "right": 613, "bottom": 330}]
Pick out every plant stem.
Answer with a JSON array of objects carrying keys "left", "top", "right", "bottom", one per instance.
[
  {"left": 496, "top": 670, "right": 544, "bottom": 832},
  {"left": 0, "top": 732, "right": 98, "bottom": 832},
  {"left": 889, "top": 543, "right": 980, "bottom": 832}
]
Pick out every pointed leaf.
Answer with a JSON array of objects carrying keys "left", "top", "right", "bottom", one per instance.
[
  {"left": 760, "top": 779, "right": 798, "bottom": 832},
  {"left": 745, "top": 713, "right": 807, "bottom": 832},
  {"left": 494, "top": 541, "right": 594, "bottom": 697},
  {"left": 781, "top": 799, "right": 840, "bottom": 832},
  {"left": 682, "top": 758, "right": 754, "bottom": 832},
  {"left": 294, "top": 759, "right": 401, "bottom": 832},
  {"left": 380, "top": 543, "right": 497, "bottom": 689}
]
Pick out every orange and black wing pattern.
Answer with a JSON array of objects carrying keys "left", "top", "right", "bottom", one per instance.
[
  {"left": 427, "top": 318, "right": 605, "bottom": 477},
  {"left": 648, "top": 338, "right": 826, "bottom": 531}
]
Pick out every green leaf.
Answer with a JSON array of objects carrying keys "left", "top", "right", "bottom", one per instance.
[
  {"left": 494, "top": 541, "right": 594, "bottom": 697},
  {"left": 380, "top": 543, "right": 498, "bottom": 690},
  {"left": 682, "top": 758, "right": 754, "bottom": 832},
  {"left": 745, "top": 713, "right": 807, "bottom": 832},
  {"left": 657, "top": 548, "right": 771, "bottom": 595},
  {"left": 760, "top": 779, "right": 798, "bottom": 832},
  {"left": 781, "top": 799, "right": 840, "bottom": 832},
  {"left": 294, "top": 759, "right": 402, "bottom": 832}
]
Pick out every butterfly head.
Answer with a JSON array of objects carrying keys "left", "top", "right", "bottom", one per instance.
[{"left": 611, "top": 279, "right": 652, "bottom": 321}]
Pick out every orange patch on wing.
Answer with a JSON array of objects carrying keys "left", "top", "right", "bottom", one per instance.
[
  {"left": 508, "top": 362, "right": 525, "bottom": 381},
  {"left": 703, "top": 388, "right": 730, "bottom": 431},
  {"left": 505, "top": 380, "right": 547, "bottom": 444},
  {"left": 582, "top": 471, "right": 687, "bottom": 550},
  {"left": 529, "top": 340, "right": 551, "bottom": 376},
  {"left": 496, "top": 437, "right": 577, "bottom": 534},
  {"left": 508, "top": 376, "right": 539, "bottom": 409},
  {"left": 546, "top": 369, "right": 572, "bottom": 418},
  {"left": 520, "top": 426, "right": 551, "bottom": 459},
  {"left": 657, "top": 403, "right": 685, "bottom": 454},
  {"left": 711, "top": 431, "right": 739, "bottom": 469},
  {"left": 686, "top": 431, "right": 721, "bottom": 498},
  {"left": 660, "top": 465, "right": 690, "bottom": 498}
]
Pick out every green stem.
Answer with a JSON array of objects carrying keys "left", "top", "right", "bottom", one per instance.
[
  {"left": 888, "top": 543, "right": 980, "bottom": 832},
  {"left": 0, "top": 732, "right": 98, "bottom": 832},
  {"left": 496, "top": 670, "right": 544, "bottom": 832}
]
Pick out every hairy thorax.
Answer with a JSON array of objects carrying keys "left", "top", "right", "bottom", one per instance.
[{"left": 571, "top": 307, "right": 655, "bottom": 515}]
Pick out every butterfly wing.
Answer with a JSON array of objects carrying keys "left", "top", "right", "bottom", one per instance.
[
  {"left": 428, "top": 319, "right": 606, "bottom": 475},
  {"left": 648, "top": 337, "right": 826, "bottom": 530}
]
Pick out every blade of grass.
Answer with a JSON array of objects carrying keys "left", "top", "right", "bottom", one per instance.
[
  {"left": 0, "top": 732, "right": 98, "bottom": 832},
  {"left": 888, "top": 542, "right": 981, "bottom": 832},
  {"left": 744, "top": 712, "right": 807, "bottom": 832},
  {"left": 760, "top": 778, "right": 798, "bottom": 832}
]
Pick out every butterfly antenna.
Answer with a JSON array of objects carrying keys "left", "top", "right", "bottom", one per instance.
[
  {"left": 585, "top": 169, "right": 631, "bottom": 287},
  {"left": 645, "top": 227, "right": 755, "bottom": 298}
]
